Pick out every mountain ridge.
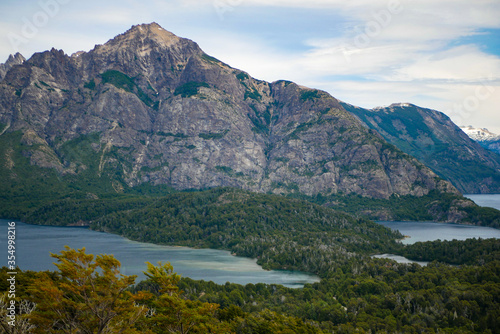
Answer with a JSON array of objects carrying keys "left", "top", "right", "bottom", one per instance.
[
  {"left": 3, "top": 22, "right": 498, "bottom": 225},
  {"left": 461, "top": 125, "right": 500, "bottom": 156},
  {"left": 344, "top": 102, "right": 500, "bottom": 194}
]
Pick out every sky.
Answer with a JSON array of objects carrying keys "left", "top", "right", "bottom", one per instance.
[{"left": 1, "top": 0, "right": 499, "bottom": 133}]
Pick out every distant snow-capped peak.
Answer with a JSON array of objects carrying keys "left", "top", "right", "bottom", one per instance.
[{"left": 460, "top": 126, "right": 500, "bottom": 142}]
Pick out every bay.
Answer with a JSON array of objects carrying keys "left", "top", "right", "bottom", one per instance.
[
  {"left": 377, "top": 221, "right": 500, "bottom": 245},
  {"left": 378, "top": 194, "right": 500, "bottom": 245},
  {"left": 0, "top": 220, "right": 319, "bottom": 288},
  {"left": 375, "top": 195, "right": 500, "bottom": 265},
  {"left": 464, "top": 193, "right": 500, "bottom": 211}
]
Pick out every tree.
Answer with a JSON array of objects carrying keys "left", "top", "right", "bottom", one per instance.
[
  {"left": 0, "top": 294, "right": 36, "bottom": 334},
  {"left": 28, "top": 246, "right": 147, "bottom": 333},
  {"left": 140, "top": 262, "right": 231, "bottom": 334}
]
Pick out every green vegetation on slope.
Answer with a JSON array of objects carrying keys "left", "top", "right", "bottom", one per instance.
[
  {"left": 100, "top": 70, "right": 156, "bottom": 108},
  {"left": 290, "top": 191, "right": 500, "bottom": 228},
  {"left": 17, "top": 187, "right": 402, "bottom": 277},
  {"left": 2, "top": 243, "right": 499, "bottom": 333},
  {"left": 343, "top": 102, "right": 500, "bottom": 194}
]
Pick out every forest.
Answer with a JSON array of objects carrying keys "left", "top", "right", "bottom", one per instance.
[
  {"left": 1, "top": 241, "right": 499, "bottom": 333},
  {"left": 1, "top": 140, "right": 499, "bottom": 332},
  {"left": 0, "top": 189, "right": 499, "bottom": 332}
]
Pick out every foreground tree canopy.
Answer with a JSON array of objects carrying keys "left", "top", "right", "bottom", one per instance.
[{"left": 1, "top": 243, "right": 499, "bottom": 333}]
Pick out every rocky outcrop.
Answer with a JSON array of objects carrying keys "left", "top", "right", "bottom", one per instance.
[
  {"left": 0, "top": 23, "right": 458, "bottom": 200},
  {"left": 0, "top": 53, "right": 25, "bottom": 81},
  {"left": 345, "top": 103, "right": 500, "bottom": 194}
]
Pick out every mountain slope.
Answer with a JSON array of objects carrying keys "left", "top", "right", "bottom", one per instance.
[
  {"left": 344, "top": 102, "right": 500, "bottom": 194},
  {"left": 0, "top": 23, "right": 457, "bottom": 202},
  {"left": 0, "top": 52, "right": 25, "bottom": 81},
  {"left": 461, "top": 126, "right": 500, "bottom": 156}
]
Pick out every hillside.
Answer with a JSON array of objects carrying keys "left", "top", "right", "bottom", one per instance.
[
  {"left": 0, "top": 23, "right": 497, "bottom": 224},
  {"left": 344, "top": 102, "right": 500, "bottom": 194}
]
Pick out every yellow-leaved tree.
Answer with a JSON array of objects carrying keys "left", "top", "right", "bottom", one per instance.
[
  {"left": 137, "top": 261, "right": 232, "bottom": 334},
  {"left": 28, "top": 246, "right": 147, "bottom": 334}
]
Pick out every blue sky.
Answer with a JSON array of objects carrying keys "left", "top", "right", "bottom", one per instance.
[{"left": 1, "top": 0, "right": 499, "bottom": 132}]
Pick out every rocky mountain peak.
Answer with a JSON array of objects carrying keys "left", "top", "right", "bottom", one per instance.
[
  {"left": 0, "top": 52, "right": 25, "bottom": 81},
  {"left": 372, "top": 103, "right": 415, "bottom": 111},
  {"left": 0, "top": 23, "right": 463, "bottom": 202},
  {"left": 91, "top": 22, "right": 190, "bottom": 56},
  {"left": 460, "top": 126, "right": 500, "bottom": 142}
]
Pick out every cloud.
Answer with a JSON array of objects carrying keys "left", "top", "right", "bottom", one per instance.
[{"left": 0, "top": 0, "right": 499, "bottom": 132}]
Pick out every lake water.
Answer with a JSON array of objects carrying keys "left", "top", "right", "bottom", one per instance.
[
  {"left": 374, "top": 194, "right": 500, "bottom": 265},
  {"left": 377, "top": 221, "right": 500, "bottom": 245},
  {"left": 3, "top": 195, "right": 499, "bottom": 282},
  {"left": 464, "top": 194, "right": 500, "bottom": 210},
  {"left": 0, "top": 220, "right": 319, "bottom": 287},
  {"left": 378, "top": 194, "right": 500, "bottom": 245}
]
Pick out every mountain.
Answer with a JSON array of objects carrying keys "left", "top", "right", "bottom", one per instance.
[
  {"left": 0, "top": 23, "right": 456, "bottom": 199},
  {"left": 2, "top": 22, "right": 497, "bottom": 225},
  {"left": 461, "top": 126, "right": 500, "bottom": 155},
  {"left": 0, "top": 52, "right": 25, "bottom": 81},
  {"left": 344, "top": 102, "right": 500, "bottom": 194}
]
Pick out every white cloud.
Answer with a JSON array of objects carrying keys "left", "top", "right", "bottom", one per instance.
[{"left": 0, "top": 0, "right": 499, "bottom": 132}]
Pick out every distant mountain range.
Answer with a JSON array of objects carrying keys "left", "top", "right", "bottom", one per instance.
[
  {"left": 461, "top": 126, "right": 500, "bottom": 156},
  {"left": 0, "top": 22, "right": 498, "bottom": 225},
  {"left": 345, "top": 103, "right": 500, "bottom": 194}
]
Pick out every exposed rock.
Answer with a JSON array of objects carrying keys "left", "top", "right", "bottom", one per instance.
[
  {"left": 0, "top": 23, "right": 459, "bottom": 200},
  {"left": 0, "top": 53, "right": 25, "bottom": 81},
  {"left": 345, "top": 103, "right": 500, "bottom": 194},
  {"left": 461, "top": 125, "right": 500, "bottom": 156}
]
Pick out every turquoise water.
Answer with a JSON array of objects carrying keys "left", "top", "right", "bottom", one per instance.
[
  {"left": 2, "top": 195, "right": 499, "bottom": 283},
  {"left": 0, "top": 220, "right": 319, "bottom": 287}
]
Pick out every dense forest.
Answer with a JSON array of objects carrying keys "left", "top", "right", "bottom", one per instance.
[
  {"left": 1, "top": 241, "right": 499, "bottom": 333},
  {"left": 2, "top": 132, "right": 500, "bottom": 332},
  {"left": 1, "top": 129, "right": 500, "bottom": 229}
]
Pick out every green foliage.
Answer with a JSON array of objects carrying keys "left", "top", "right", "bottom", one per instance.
[
  {"left": 83, "top": 79, "right": 96, "bottom": 90},
  {"left": 289, "top": 190, "right": 500, "bottom": 228},
  {"left": 157, "top": 131, "right": 189, "bottom": 138},
  {"left": 0, "top": 131, "right": 71, "bottom": 219},
  {"left": 28, "top": 247, "right": 146, "bottom": 333},
  {"left": 244, "top": 87, "right": 262, "bottom": 101},
  {"left": 301, "top": 90, "right": 321, "bottom": 101},
  {"left": 137, "top": 255, "right": 500, "bottom": 333},
  {"left": 89, "top": 188, "right": 401, "bottom": 277},
  {"left": 236, "top": 71, "right": 249, "bottom": 82},
  {"left": 198, "top": 129, "right": 229, "bottom": 140},
  {"left": 397, "top": 238, "right": 500, "bottom": 265},
  {"left": 343, "top": 102, "right": 500, "bottom": 193},
  {"left": 101, "top": 70, "right": 135, "bottom": 92},
  {"left": 100, "top": 70, "right": 156, "bottom": 108},
  {"left": 2, "top": 242, "right": 500, "bottom": 333},
  {"left": 201, "top": 53, "right": 226, "bottom": 66},
  {"left": 215, "top": 165, "right": 233, "bottom": 174},
  {"left": 174, "top": 81, "right": 210, "bottom": 98}
]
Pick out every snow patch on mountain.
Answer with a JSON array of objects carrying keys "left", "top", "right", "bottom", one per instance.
[{"left": 460, "top": 126, "right": 500, "bottom": 142}]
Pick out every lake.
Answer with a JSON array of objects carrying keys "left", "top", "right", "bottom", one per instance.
[
  {"left": 3, "top": 195, "right": 499, "bottom": 283},
  {"left": 378, "top": 194, "right": 500, "bottom": 245},
  {"left": 464, "top": 193, "right": 500, "bottom": 210},
  {"left": 374, "top": 194, "right": 500, "bottom": 265},
  {"left": 0, "top": 219, "right": 319, "bottom": 288},
  {"left": 377, "top": 221, "right": 500, "bottom": 245}
]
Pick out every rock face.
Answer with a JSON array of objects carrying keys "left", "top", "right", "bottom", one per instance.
[
  {"left": 345, "top": 103, "right": 500, "bottom": 194},
  {"left": 0, "top": 53, "right": 25, "bottom": 81},
  {"left": 0, "top": 23, "right": 458, "bottom": 199},
  {"left": 461, "top": 126, "right": 500, "bottom": 156}
]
